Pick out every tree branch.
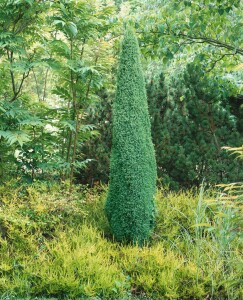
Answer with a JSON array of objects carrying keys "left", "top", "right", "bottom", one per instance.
[
  {"left": 7, "top": 50, "right": 17, "bottom": 96},
  {"left": 10, "top": 69, "right": 31, "bottom": 102},
  {"left": 177, "top": 33, "right": 243, "bottom": 56},
  {"left": 206, "top": 53, "right": 236, "bottom": 72},
  {"left": 145, "top": 29, "right": 243, "bottom": 56}
]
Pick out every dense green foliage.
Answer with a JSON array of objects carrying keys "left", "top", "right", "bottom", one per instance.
[
  {"left": 0, "top": 0, "right": 116, "bottom": 184},
  {"left": 81, "top": 63, "right": 242, "bottom": 189},
  {"left": 78, "top": 89, "right": 113, "bottom": 186},
  {"left": 0, "top": 0, "right": 242, "bottom": 188},
  {"left": 134, "top": 0, "right": 243, "bottom": 65},
  {"left": 0, "top": 183, "right": 242, "bottom": 299},
  {"left": 105, "top": 29, "right": 156, "bottom": 244},
  {"left": 147, "top": 63, "right": 243, "bottom": 189}
]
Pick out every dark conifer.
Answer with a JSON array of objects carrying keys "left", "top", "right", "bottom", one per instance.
[{"left": 105, "top": 28, "right": 157, "bottom": 245}]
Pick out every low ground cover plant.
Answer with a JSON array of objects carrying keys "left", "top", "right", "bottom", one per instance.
[{"left": 0, "top": 182, "right": 242, "bottom": 299}]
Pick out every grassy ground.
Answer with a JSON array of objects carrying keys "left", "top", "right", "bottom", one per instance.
[
  {"left": 0, "top": 294, "right": 154, "bottom": 299},
  {"left": 0, "top": 182, "right": 242, "bottom": 299}
]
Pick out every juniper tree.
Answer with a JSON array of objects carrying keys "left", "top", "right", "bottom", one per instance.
[{"left": 105, "top": 28, "right": 157, "bottom": 245}]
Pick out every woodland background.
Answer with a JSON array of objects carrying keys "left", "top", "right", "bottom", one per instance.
[{"left": 0, "top": 0, "right": 242, "bottom": 189}]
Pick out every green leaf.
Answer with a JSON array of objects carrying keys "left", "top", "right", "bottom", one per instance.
[
  {"left": 80, "top": 66, "right": 100, "bottom": 76},
  {"left": 0, "top": 105, "right": 6, "bottom": 113},
  {"left": 19, "top": 117, "right": 44, "bottom": 127},
  {"left": 66, "top": 22, "right": 78, "bottom": 38},
  {"left": 50, "top": 40, "right": 71, "bottom": 57},
  {"left": 158, "top": 24, "right": 165, "bottom": 34},
  {"left": 166, "top": 50, "right": 174, "bottom": 59},
  {"left": 0, "top": 130, "right": 30, "bottom": 147},
  {"left": 52, "top": 86, "right": 71, "bottom": 100},
  {"left": 80, "top": 124, "right": 96, "bottom": 132},
  {"left": 72, "top": 159, "right": 93, "bottom": 169},
  {"left": 53, "top": 19, "right": 66, "bottom": 27},
  {"left": 59, "top": 120, "right": 76, "bottom": 132},
  {"left": 218, "top": 8, "right": 225, "bottom": 15},
  {"left": 11, "top": 61, "right": 30, "bottom": 72},
  {"left": 43, "top": 58, "right": 61, "bottom": 70}
]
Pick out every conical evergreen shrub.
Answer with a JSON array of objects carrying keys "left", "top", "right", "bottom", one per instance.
[{"left": 105, "top": 28, "right": 157, "bottom": 245}]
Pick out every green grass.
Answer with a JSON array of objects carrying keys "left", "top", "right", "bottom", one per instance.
[
  {"left": 0, "top": 296, "right": 155, "bottom": 300},
  {"left": 0, "top": 182, "right": 242, "bottom": 299}
]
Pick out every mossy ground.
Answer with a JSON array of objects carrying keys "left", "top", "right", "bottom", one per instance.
[{"left": 0, "top": 181, "right": 242, "bottom": 299}]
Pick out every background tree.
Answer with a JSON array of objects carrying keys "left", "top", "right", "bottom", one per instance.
[
  {"left": 105, "top": 28, "right": 157, "bottom": 244},
  {"left": 0, "top": 0, "right": 50, "bottom": 182},
  {"left": 147, "top": 62, "right": 243, "bottom": 189},
  {"left": 0, "top": 0, "right": 242, "bottom": 189},
  {"left": 133, "top": 0, "right": 243, "bottom": 68},
  {"left": 78, "top": 88, "right": 113, "bottom": 186},
  {"left": 0, "top": 0, "right": 117, "bottom": 183}
]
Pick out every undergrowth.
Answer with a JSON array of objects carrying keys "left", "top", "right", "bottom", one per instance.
[{"left": 0, "top": 181, "right": 242, "bottom": 299}]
